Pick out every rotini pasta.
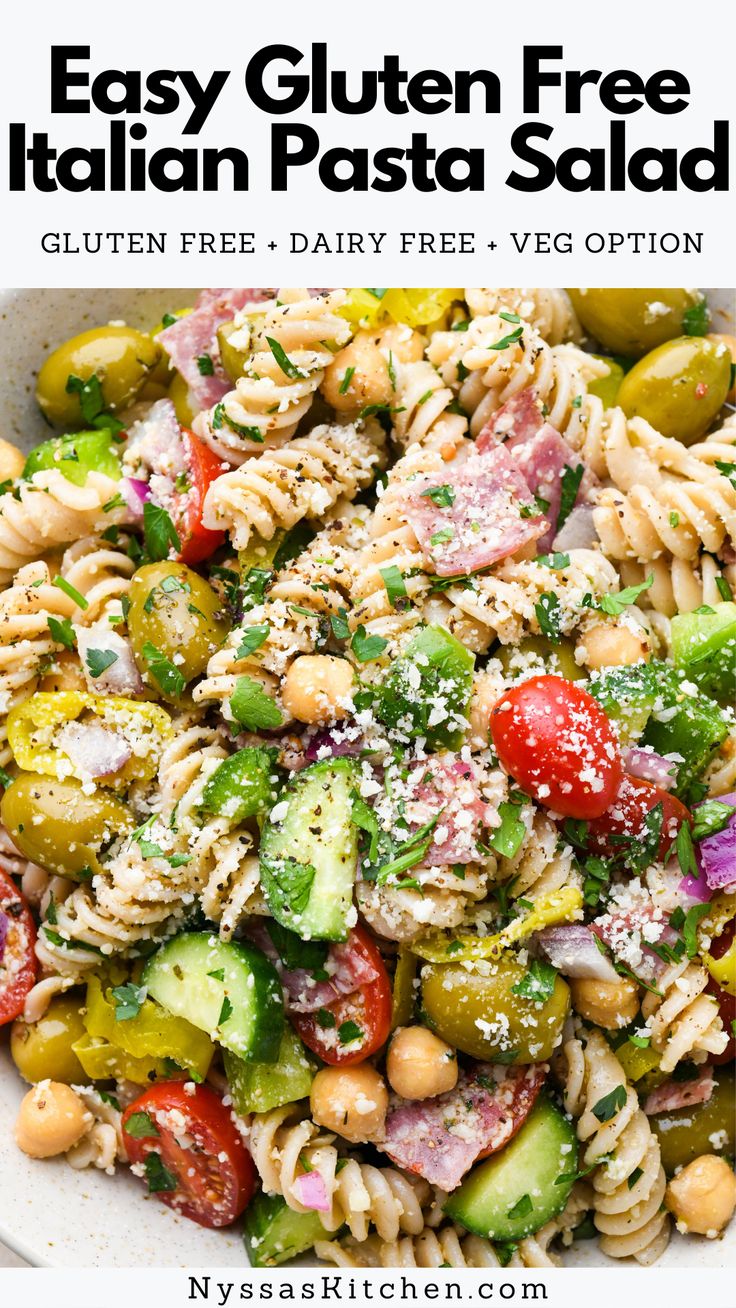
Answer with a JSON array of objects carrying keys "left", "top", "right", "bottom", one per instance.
[
  {"left": 0, "top": 471, "right": 125, "bottom": 583},
  {"left": 640, "top": 960, "right": 728, "bottom": 1073}
]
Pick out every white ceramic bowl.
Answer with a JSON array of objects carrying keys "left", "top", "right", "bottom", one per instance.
[{"left": 0, "top": 288, "right": 732, "bottom": 1268}]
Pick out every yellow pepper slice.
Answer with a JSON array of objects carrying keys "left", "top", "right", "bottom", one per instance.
[
  {"left": 83, "top": 975, "right": 214, "bottom": 1080},
  {"left": 698, "top": 892, "right": 736, "bottom": 996},
  {"left": 71, "top": 1033, "right": 177, "bottom": 1085},
  {"left": 8, "top": 691, "right": 172, "bottom": 787},
  {"left": 390, "top": 948, "right": 417, "bottom": 1031},
  {"left": 339, "top": 287, "right": 463, "bottom": 331},
  {"left": 410, "top": 886, "right": 584, "bottom": 964}
]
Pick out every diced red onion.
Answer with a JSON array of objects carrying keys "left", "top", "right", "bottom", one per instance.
[
  {"left": 623, "top": 746, "right": 677, "bottom": 791},
  {"left": 293, "top": 1170, "right": 330, "bottom": 1213},
  {"left": 552, "top": 504, "right": 597, "bottom": 551},
  {"left": 696, "top": 792, "right": 736, "bottom": 891},
  {"left": 536, "top": 923, "right": 619, "bottom": 982},
  {"left": 305, "top": 730, "right": 364, "bottom": 762},
  {"left": 76, "top": 630, "right": 145, "bottom": 697},
  {"left": 122, "top": 477, "right": 151, "bottom": 519},
  {"left": 56, "top": 722, "right": 133, "bottom": 778},
  {"left": 0, "top": 910, "right": 8, "bottom": 963},
  {"left": 678, "top": 872, "right": 713, "bottom": 904}
]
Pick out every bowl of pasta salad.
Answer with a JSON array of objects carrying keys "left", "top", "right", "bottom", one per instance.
[{"left": 0, "top": 285, "right": 734, "bottom": 1269}]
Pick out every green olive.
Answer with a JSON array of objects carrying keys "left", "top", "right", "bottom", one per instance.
[
  {"left": 567, "top": 289, "right": 706, "bottom": 357},
  {"left": 0, "top": 774, "right": 134, "bottom": 879},
  {"left": 421, "top": 955, "right": 570, "bottom": 1064},
  {"left": 497, "top": 636, "right": 585, "bottom": 682},
  {"left": 11, "top": 994, "right": 88, "bottom": 1084},
  {"left": 128, "top": 561, "right": 230, "bottom": 701},
  {"left": 217, "top": 320, "right": 250, "bottom": 384},
  {"left": 168, "top": 372, "right": 197, "bottom": 425},
  {"left": 588, "top": 357, "right": 625, "bottom": 409},
  {"left": 618, "top": 336, "right": 732, "bottom": 444},
  {"left": 650, "top": 1067, "right": 734, "bottom": 1175},
  {"left": 36, "top": 326, "right": 161, "bottom": 428}
]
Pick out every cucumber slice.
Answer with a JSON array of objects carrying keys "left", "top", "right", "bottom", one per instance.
[
  {"left": 377, "top": 624, "right": 474, "bottom": 749},
  {"left": 244, "top": 1192, "right": 326, "bottom": 1267},
  {"left": 224, "top": 1026, "right": 316, "bottom": 1115},
  {"left": 200, "top": 747, "right": 279, "bottom": 822},
  {"left": 259, "top": 758, "right": 359, "bottom": 941},
  {"left": 444, "top": 1096, "right": 577, "bottom": 1241},
  {"left": 142, "top": 932, "right": 283, "bottom": 1062}
]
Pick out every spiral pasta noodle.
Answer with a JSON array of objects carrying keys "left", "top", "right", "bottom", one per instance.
[
  {"left": 464, "top": 288, "right": 581, "bottom": 345},
  {"left": 618, "top": 553, "right": 731, "bottom": 618},
  {"left": 705, "top": 723, "right": 736, "bottom": 796},
  {"left": 356, "top": 861, "right": 490, "bottom": 944},
  {"left": 0, "top": 471, "right": 125, "bottom": 583},
  {"left": 202, "top": 420, "right": 386, "bottom": 550},
  {"left": 59, "top": 534, "right": 135, "bottom": 624},
  {"left": 497, "top": 809, "right": 581, "bottom": 900},
  {"left": 249, "top": 1104, "right": 430, "bottom": 1242},
  {"left": 563, "top": 1030, "right": 670, "bottom": 1264},
  {"left": 0, "top": 560, "right": 78, "bottom": 764},
  {"left": 640, "top": 960, "right": 728, "bottom": 1072},
  {"left": 391, "top": 358, "right": 468, "bottom": 453}
]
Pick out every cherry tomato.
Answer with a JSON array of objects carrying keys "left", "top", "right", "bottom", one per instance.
[
  {"left": 292, "top": 926, "right": 392, "bottom": 1066},
  {"left": 585, "top": 775, "right": 691, "bottom": 860},
  {"left": 122, "top": 1082, "right": 255, "bottom": 1228},
  {"left": 174, "top": 430, "right": 226, "bottom": 566},
  {"left": 0, "top": 869, "right": 37, "bottom": 1026},
  {"left": 490, "top": 675, "right": 623, "bottom": 820},
  {"left": 707, "top": 922, "right": 735, "bottom": 1066}
]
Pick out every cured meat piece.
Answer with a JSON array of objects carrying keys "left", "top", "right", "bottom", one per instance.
[
  {"left": 403, "top": 445, "right": 547, "bottom": 576},
  {"left": 381, "top": 1063, "right": 546, "bottom": 1191},
  {"left": 156, "top": 290, "right": 271, "bottom": 412},
  {"left": 245, "top": 923, "right": 380, "bottom": 1014},
  {"left": 476, "top": 388, "right": 545, "bottom": 451},
  {"left": 644, "top": 1066, "right": 714, "bottom": 1116},
  {"left": 505, "top": 424, "right": 597, "bottom": 551},
  {"left": 403, "top": 755, "right": 495, "bottom": 866}
]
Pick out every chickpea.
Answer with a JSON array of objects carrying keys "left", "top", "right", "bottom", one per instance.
[
  {"left": 378, "top": 324, "right": 425, "bottom": 364},
  {"left": 569, "top": 976, "right": 639, "bottom": 1030},
  {"left": 387, "top": 1026, "right": 458, "bottom": 1100},
  {"left": 281, "top": 655, "right": 354, "bottom": 725},
  {"left": 15, "top": 1080, "right": 90, "bottom": 1158},
  {"left": 576, "top": 621, "right": 650, "bottom": 670},
  {"left": 0, "top": 437, "right": 25, "bottom": 483},
  {"left": 39, "top": 650, "right": 87, "bottom": 694},
  {"left": 310, "top": 1065, "right": 388, "bottom": 1144},
  {"left": 666, "top": 1155, "right": 736, "bottom": 1237},
  {"left": 321, "top": 333, "right": 393, "bottom": 414}
]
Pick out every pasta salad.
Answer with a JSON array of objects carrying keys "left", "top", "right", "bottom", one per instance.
[{"left": 0, "top": 286, "right": 734, "bottom": 1269}]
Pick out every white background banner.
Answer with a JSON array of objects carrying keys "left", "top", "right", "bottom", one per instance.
[{"left": 0, "top": 0, "right": 734, "bottom": 285}]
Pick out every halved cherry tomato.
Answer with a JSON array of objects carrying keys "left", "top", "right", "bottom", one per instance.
[
  {"left": 174, "top": 430, "right": 226, "bottom": 565},
  {"left": 122, "top": 1082, "right": 255, "bottom": 1228},
  {"left": 707, "top": 922, "right": 735, "bottom": 1065},
  {"left": 291, "top": 926, "right": 392, "bottom": 1066},
  {"left": 0, "top": 869, "right": 37, "bottom": 1026},
  {"left": 585, "top": 775, "right": 691, "bottom": 860},
  {"left": 490, "top": 675, "right": 623, "bottom": 820}
]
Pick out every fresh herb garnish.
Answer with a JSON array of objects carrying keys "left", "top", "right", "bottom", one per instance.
[
  {"left": 591, "top": 1085, "right": 627, "bottom": 1123},
  {"left": 351, "top": 625, "right": 388, "bottom": 663},
  {"left": 535, "top": 591, "right": 562, "bottom": 644},
  {"left": 124, "top": 1111, "right": 159, "bottom": 1139},
  {"left": 111, "top": 982, "right": 147, "bottom": 1021},
  {"left": 197, "top": 354, "right": 215, "bottom": 375},
  {"left": 47, "top": 615, "right": 75, "bottom": 649},
  {"left": 507, "top": 1194, "right": 533, "bottom": 1219},
  {"left": 511, "top": 959, "right": 558, "bottom": 1003},
  {"left": 53, "top": 575, "right": 88, "bottom": 609},
  {"left": 692, "top": 799, "right": 735, "bottom": 841},
  {"left": 85, "top": 647, "right": 118, "bottom": 678},
  {"left": 144, "top": 1152, "right": 177, "bottom": 1193},
  {"left": 557, "top": 464, "right": 585, "bottom": 533},
  {"left": 338, "top": 365, "right": 355, "bottom": 395},
  {"left": 338, "top": 1020, "right": 364, "bottom": 1045},
  {"left": 235, "top": 623, "right": 270, "bottom": 658},
  {"left": 141, "top": 642, "right": 186, "bottom": 699},
  {"left": 380, "top": 565, "right": 407, "bottom": 606},
  {"left": 230, "top": 676, "right": 283, "bottom": 730},
  {"left": 143, "top": 501, "right": 181, "bottom": 561},
  {"left": 420, "top": 484, "right": 456, "bottom": 509},
  {"left": 265, "top": 336, "right": 307, "bottom": 380}
]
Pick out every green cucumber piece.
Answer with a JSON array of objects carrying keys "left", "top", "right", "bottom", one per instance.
[
  {"left": 23, "top": 429, "right": 122, "bottom": 487},
  {"left": 588, "top": 662, "right": 658, "bottom": 743},
  {"left": 444, "top": 1097, "right": 577, "bottom": 1242},
  {"left": 142, "top": 932, "right": 283, "bottom": 1062},
  {"left": 641, "top": 667, "right": 729, "bottom": 795},
  {"left": 224, "top": 1025, "right": 316, "bottom": 1115},
  {"left": 377, "top": 624, "right": 474, "bottom": 749},
  {"left": 201, "top": 747, "right": 279, "bottom": 823},
  {"left": 244, "top": 1192, "right": 326, "bottom": 1267},
  {"left": 259, "top": 758, "right": 359, "bottom": 941},
  {"left": 671, "top": 602, "right": 736, "bottom": 701}
]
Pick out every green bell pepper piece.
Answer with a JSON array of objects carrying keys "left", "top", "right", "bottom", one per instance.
[
  {"left": 23, "top": 429, "right": 123, "bottom": 487},
  {"left": 224, "top": 1025, "right": 316, "bottom": 1115},
  {"left": 588, "top": 662, "right": 658, "bottom": 744},
  {"left": 671, "top": 602, "right": 736, "bottom": 702},
  {"left": 641, "top": 666, "right": 730, "bottom": 796}
]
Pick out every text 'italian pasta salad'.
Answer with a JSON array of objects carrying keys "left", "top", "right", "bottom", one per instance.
[{"left": 1, "top": 286, "right": 735, "bottom": 1268}]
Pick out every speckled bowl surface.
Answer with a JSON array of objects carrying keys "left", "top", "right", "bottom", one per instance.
[{"left": 0, "top": 288, "right": 733, "bottom": 1268}]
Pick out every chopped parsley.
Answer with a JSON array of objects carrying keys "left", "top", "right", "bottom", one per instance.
[
  {"left": 420, "top": 484, "right": 456, "bottom": 509},
  {"left": 351, "top": 625, "right": 388, "bottom": 663},
  {"left": 85, "top": 647, "right": 118, "bottom": 678},
  {"left": 337, "top": 1020, "right": 364, "bottom": 1045},
  {"left": 212, "top": 403, "right": 264, "bottom": 443},
  {"left": 230, "top": 676, "right": 283, "bottom": 730},
  {"left": 593, "top": 574, "right": 654, "bottom": 617},
  {"left": 265, "top": 335, "right": 307, "bottom": 380},
  {"left": 537, "top": 552, "right": 570, "bottom": 570},
  {"left": 692, "top": 799, "right": 735, "bottom": 841},
  {"left": 218, "top": 996, "right": 233, "bottom": 1026},
  {"left": 338, "top": 365, "right": 355, "bottom": 395},
  {"left": 557, "top": 464, "right": 585, "bottom": 533},
  {"left": 47, "top": 615, "right": 75, "bottom": 650},
  {"left": 144, "top": 1152, "right": 178, "bottom": 1194},
  {"left": 506, "top": 1194, "right": 533, "bottom": 1220},
  {"left": 511, "top": 959, "right": 558, "bottom": 1003},
  {"left": 111, "top": 982, "right": 147, "bottom": 1021},
  {"left": 380, "top": 565, "right": 407, "bottom": 606},
  {"left": 123, "top": 1111, "right": 159, "bottom": 1139},
  {"left": 591, "top": 1085, "right": 627, "bottom": 1123},
  {"left": 535, "top": 591, "right": 562, "bottom": 644},
  {"left": 196, "top": 354, "right": 215, "bottom": 376},
  {"left": 143, "top": 501, "right": 181, "bottom": 561},
  {"left": 141, "top": 642, "right": 186, "bottom": 699},
  {"left": 235, "top": 623, "right": 270, "bottom": 658},
  {"left": 488, "top": 327, "right": 524, "bottom": 350}
]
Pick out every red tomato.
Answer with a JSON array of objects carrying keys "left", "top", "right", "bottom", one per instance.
[
  {"left": 0, "top": 869, "right": 38, "bottom": 1026},
  {"left": 292, "top": 926, "right": 392, "bottom": 1066},
  {"left": 122, "top": 1082, "right": 255, "bottom": 1228},
  {"left": 174, "top": 430, "right": 226, "bottom": 565},
  {"left": 489, "top": 675, "right": 623, "bottom": 820},
  {"left": 707, "top": 922, "right": 735, "bottom": 1066},
  {"left": 585, "top": 775, "right": 691, "bottom": 860}
]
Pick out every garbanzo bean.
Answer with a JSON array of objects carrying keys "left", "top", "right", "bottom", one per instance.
[
  {"left": 387, "top": 1026, "right": 458, "bottom": 1100},
  {"left": 569, "top": 976, "right": 639, "bottom": 1030},
  {"left": 0, "top": 437, "right": 25, "bottom": 482},
  {"left": 310, "top": 1065, "right": 388, "bottom": 1143},
  {"left": 38, "top": 650, "right": 87, "bottom": 694},
  {"left": 576, "top": 622, "right": 651, "bottom": 670},
  {"left": 14, "top": 1080, "right": 90, "bottom": 1158},
  {"left": 666, "top": 1155, "right": 736, "bottom": 1236},
  {"left": 281, "top": 655, "right": 354, "bottom": 725},
  {"left": 321, "top": 332, "right": 393, "bottom": 415},
  {"left": 378, "top": 323, "right": 425, "bottom": 364}
]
